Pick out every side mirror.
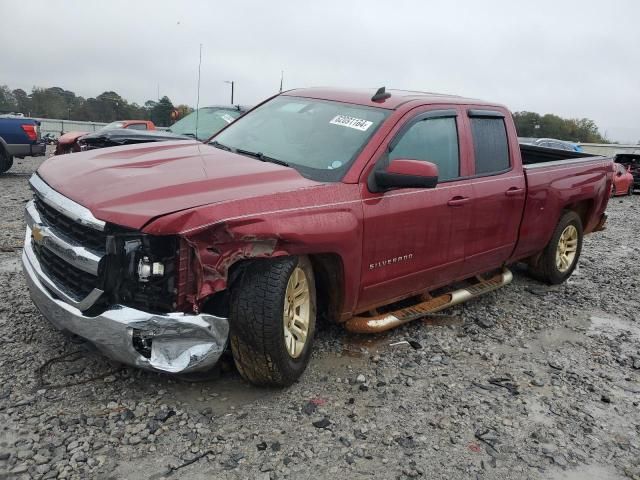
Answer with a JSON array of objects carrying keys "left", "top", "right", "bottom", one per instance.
[{"left": 372, "top": 159, "right": 439, "bottom": 192}]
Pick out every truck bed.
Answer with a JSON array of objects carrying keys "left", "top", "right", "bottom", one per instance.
[
  {"left": 511, "top": 147, "right": 613, "bottom": 262},
  {"left": 520, "top": 143, "right": 598, "bottom": 165}
]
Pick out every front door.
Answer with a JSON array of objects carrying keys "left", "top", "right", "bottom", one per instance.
[{"left": 358, "top": 108, "right": 473, "bottom": 311}]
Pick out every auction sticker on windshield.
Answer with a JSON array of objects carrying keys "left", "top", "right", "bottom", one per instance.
[{"left": 329, "top": 115, "right": 373, "bottom": 131}]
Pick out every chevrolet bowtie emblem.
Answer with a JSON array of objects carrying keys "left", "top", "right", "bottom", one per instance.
[{"left": 32, "top": 225, "right": 45, "bottom": 244}]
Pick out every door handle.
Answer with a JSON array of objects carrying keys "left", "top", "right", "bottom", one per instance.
[
  {"left": 505, "top": 187, "right": 525, "bottom": 197},
  {"left": 447, "top": 196, "right": 470, "bottom": 207}
]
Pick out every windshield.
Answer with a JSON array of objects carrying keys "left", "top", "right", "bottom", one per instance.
[
  {"left": 101, "top": 121, "right": 125, "bottom": 131},
  {"left": 211, "top": 96, "right": 389, "bottom": 182},
  {"left": 169, "top": 107, "right": 241, "bottom": 140}
]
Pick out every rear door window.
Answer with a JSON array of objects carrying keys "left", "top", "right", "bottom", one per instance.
[
  {"left": 389, "top": 116, "right": 460, "bottom": 181},
  {"left": 126, "top": 123, "right": 148, "bottom": 130},
  {"left": 469, "top": 115, "right": 510, "bottom": 175}
]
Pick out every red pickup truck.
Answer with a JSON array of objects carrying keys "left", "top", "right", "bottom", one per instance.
[{"left": 23, "top": 87, "right": 613, "bottom": 386}]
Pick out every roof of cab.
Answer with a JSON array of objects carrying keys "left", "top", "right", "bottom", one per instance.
[{"left": 283, "top": 87, "right": 500, "bottom": 110}]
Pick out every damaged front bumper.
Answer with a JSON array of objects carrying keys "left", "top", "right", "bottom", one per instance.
[{"left": 22, "top": 235, "right": 229, "bottom": 374}]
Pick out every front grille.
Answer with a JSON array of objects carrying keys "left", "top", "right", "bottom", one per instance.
[
  {"left": 30, "top": 185, "right": 177, "bottom": 312},
  {"left": 34, "top": 196, "right": 106, "bottom": 252},
  {"left": 33, "top": 242, "right": 97, "bottom": 301}
]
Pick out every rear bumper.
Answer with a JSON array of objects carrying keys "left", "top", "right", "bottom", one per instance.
[
  {"left": 6, "top": 143, "right": 46, "bottom": 158},
  {"left": 22, "top": 230, "right": 229, "bottom": 374},
  {"left": 31, "top": 143, "right": 46, "bottom": 157}
]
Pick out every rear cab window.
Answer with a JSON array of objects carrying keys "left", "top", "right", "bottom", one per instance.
[
  {"left": 468, "top": 110, "right": 510, "bottom": 175},
  {"left": 126, "top": 123, "right": 148, "bottom": 130}
]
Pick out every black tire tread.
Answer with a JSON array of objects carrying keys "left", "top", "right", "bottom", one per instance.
[
  {"left": 529, "top": 210, "right": 583, "bottom": 285},
  {"left": 229, "top": 256, "right": 315, "bottom": 387},
  {"left": 0, "top": 146, "right": 12, "bottom": 174}
]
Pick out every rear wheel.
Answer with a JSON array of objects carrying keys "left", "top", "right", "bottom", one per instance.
[
  {"left": 229, "top": 256, "right": 316, "bottom": 387},
  {"left": 529, "top": 211, "right": 583, "bottom": 285},
  {"left": 0, "top": 147, "right": 13, "bottom": 174}
]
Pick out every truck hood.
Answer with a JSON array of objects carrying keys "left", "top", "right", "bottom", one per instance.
[{"left": 36, "top": 141, "right": 322, "bottom": 230}]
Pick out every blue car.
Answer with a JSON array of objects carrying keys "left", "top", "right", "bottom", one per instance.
[{"left": 0, "top": 116, "right": 46, "bottom": 173}]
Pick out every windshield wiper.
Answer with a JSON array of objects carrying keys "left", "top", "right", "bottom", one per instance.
[
  {"left": 181, "top": 132, "right": 197, "bottom": 139},
  {"left": 210, "top": 140, "right": 233, "bottom": 152},
  {"left": 235, "top": 148, "right": 290, "bottom": 167}
]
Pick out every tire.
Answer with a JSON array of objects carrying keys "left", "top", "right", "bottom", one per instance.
[
  {"left": 610, "top": 185, "right": 616, "bottom": 197},
  {"left": 229, "top": 255, "right": 316, "bottom": 387},
  {"left": 629, "top": 184, "right": 634, "bottom": 196},
  {"left": 529, "top": 211, "right": 583, "bottom": 285},
  {"left": 0, "top": 147, "right": 13, "bottom": 174}
]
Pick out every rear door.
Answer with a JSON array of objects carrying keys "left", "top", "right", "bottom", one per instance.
[
  {"left": 358, "top": 107, "right": 473, "bottom": 310},
  {"left": 460, "top": 109, "right": 526, "bottom": 275}
]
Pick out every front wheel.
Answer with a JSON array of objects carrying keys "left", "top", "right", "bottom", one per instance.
[
  {"left": 629, "top": 184, "right": 634, "bottom": 196},
  {"left": 229, "top": 256, "right": 316, "bottom": 387},
  {"left": 528, "top": 211, "right": 583, "bottom": 285}
]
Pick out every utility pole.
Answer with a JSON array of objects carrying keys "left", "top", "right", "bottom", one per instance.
[
  {"left": 280, "top": 70, "right": 284, "bottom": 93},
  {"left": 195, "top": 44, "right": 202, "bottom": 139},
  {"left": 224, "top": 80, "right": 234, "bottom": 105}
]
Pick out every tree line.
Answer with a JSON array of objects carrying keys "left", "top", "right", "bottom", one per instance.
[
  {"left": 513, "top": 111, "right": 608, "bottom": 144},
  {"left": 0, "top": 84, "right": 610, "bottom": 141},
  {"left": 0, "top": 85, "right": 193, "bottom": 127}
]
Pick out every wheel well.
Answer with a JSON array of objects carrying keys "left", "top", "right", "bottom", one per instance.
[
  {"left": 309, "top": 253, "right": 345, "bottom": 324},
  {"left": 201, "top": 253, "right": 345, "bottom": 323},
  {"left": 564, "top": 200, "right": 592, "bottom": 230}
]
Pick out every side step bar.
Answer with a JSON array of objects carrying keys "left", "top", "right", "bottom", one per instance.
[{"left": 344, "top": 269, "right": 513, "bottom": 334}]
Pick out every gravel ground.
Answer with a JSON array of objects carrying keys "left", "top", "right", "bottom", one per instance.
[{"left": 1, "top": 152, "right": 639, "bottom": 480}]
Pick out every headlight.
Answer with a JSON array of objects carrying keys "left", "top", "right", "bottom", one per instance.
[
  {"left": 111, "top": 234, "right": 178, "bottom": 313},
  {"left": 137, "top": 256, "right": 165, "bottom": 282}
]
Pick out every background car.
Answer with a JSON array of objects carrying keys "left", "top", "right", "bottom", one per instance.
[
  {"left": 519, "top": 137, "right": 583, "bottom": 152},
  {"left": 0, "top": 115, "right": 45, "bottom": 173},
  {"left": 611, "top": 162, "right": 634, "bottom": 196},
  {"left": 163, "top": 105, "right": 250, "bottom": 141},
  {"left": 615, "top": 154, "right": 639, "bottom": 194},
  {"left": 70, "top": 106, "right": 250, "bottom": 153},
  {"left": 54, "top": 120, "right": 156, "bottom": 155}
]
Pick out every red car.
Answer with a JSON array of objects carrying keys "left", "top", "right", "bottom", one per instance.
[
  {"left": 611, "top": 162, "right": 634, "bottom": 196},
  {"left": 54, "top": 120, "right": 156, "bottom": 155},
  {"left": 24, "top": 87, "right": 613, "bottom": 385}
]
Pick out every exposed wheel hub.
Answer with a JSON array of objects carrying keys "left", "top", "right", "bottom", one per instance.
[{"left": 556, "top": 225, "right": 578, "bottom": 272}]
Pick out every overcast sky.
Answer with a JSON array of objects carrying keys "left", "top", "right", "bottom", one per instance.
[{"left": 2, "top": 0, "right": 639, "bottom": 142}]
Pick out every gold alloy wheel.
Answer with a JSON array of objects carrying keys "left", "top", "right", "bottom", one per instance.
[
  {"left": 283, "top": 266, "right": 311, "bottom": 358},
  {"left": 556, "top": 225, "right": 578, "bottom": 272}
]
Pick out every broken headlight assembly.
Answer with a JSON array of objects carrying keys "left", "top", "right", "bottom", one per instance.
[
  {"left": 137, "top": 255, "right": 165, "bottom": 282},
  {"left": 106, "top": 234, "right": 180, "bottom": 314}
]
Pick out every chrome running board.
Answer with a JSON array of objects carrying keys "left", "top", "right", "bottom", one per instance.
[{"left": 344, "top": 269, "right": 513, "bottom": 333}]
